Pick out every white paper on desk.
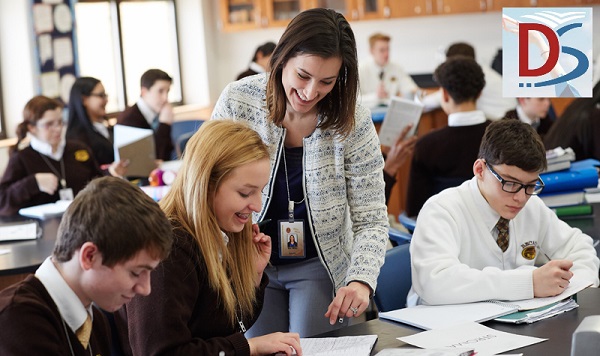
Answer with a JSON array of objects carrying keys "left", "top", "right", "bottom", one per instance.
[
  {"left": 19, "top": 200, "right": 72, "bottom": 219},
  {"left": 378, "top": 96, "right": 423, "bottom": 147},
  {"left": 507, "top": 275, "right": 592, "bottom": 310},
  {"left": 398, "top": 322, "right": 546, "bottom": 355},
  {"left": 299, "top": 335, "right": 377, "bottom": 356},
  {"left": 0, "top": 221, "right": 38, "bottom": 241}
]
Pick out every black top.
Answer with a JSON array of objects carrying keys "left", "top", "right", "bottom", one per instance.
[{"left": 262, "top": 146, "right": 318, "bottom": 265}]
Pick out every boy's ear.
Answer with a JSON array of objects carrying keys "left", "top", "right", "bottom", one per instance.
[
  {"left": 440, "top": 88, "right": 450, "bottom": 103},
  {"left": 79, "top": 242, "right": 100, "bottom": 271},
  {"left": 140, "top": 86, "right": 149, "bottom": 98},
  {"left": 473, "top": 159, "right": 485, "bottom": 179}
]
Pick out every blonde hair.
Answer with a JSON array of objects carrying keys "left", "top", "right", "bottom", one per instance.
[
  {"left": 160, "top": 120, "right": 270, "bottom": 324},
  {"left": 368, "top": 33, "right": 390, "bottom": 49}
]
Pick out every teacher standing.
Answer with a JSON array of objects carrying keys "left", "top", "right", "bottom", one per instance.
[{"left": 212, "top": 8, "right": 389, "bottom": 337}]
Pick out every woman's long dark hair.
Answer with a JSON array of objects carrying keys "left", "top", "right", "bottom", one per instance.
[{"left": 65, "top": 77, "right": 100, "bottom": 142}]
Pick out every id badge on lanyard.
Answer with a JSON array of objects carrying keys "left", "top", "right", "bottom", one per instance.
[{"left": 278, "top": 201, "right": 306, "bottom": 259}]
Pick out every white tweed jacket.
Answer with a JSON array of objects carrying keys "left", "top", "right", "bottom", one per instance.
[{"left": 211, "top": 74, "right": 389, "bottom": 293}]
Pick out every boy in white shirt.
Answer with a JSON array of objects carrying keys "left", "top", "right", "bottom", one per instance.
[{"left": 409, "top": 119, "right": 599, "bottom": 306}]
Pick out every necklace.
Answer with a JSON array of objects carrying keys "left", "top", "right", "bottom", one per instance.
[{"left": 38, "top": 152, "right": 67, "bottom": 189}]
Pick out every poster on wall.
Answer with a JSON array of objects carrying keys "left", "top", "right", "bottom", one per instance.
[{"left": 31, "top": 0, "right": 77, "bottom": 104}]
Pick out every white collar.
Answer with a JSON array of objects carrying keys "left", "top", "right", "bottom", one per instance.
[
  {"left": 447, "top": 110, "right": 487, "bottom": 127},
  {"left": 136, "top": 97, "right": 158, "bottom": 126},
  {"left": 516, "top": 105, "right": 539, "bottom": 125},
  {"left": 248, "top": 61, "right": 265, "bottom": 74},
  {"left": 35, "top": 257, "right": 92, "bottom": 334},
  {"left": 29, "top": 133, "right": 66, "bottom": 161},
  {"left": 93, "top": 121, "right": 110, "bottom": 139}
]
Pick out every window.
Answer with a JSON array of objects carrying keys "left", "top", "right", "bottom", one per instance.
[{"left": 74, "top": 0, "right": 182, "bottom": 113}]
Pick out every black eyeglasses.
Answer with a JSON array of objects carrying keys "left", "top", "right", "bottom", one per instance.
[
  {"left": 485, "top": 162, "right": 545, "bottom": 195},
  {"left": 89, "top": 92, "right": 108, "bottom": 99}
]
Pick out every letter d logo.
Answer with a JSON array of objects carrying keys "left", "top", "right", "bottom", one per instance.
[{"left": 518, "top": 23, "right": 559, "bottom": 77}]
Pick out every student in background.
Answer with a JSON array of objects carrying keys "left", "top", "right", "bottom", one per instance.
[
  {"left": 212, "top": 8, "right": 389, "bottom": 337},
  {"left": 117, "top": 69, "right": 175, "bottom": 161},
  {"left": 0, "top": 176, "right": 173, "bottom": 355},
  {"left": 503, "top": 97, "right": 553, "bottom": 138},
  {"left": 66, "top": 77, "right": 116, "bottom": 167},
  {"left": 544, "top": 81, "right": 600, "bottom": 160},
  {"left": 405, "top": 56, "right": 491, "bottom": 217},
  {"left": 237, "top": 41, "right": 277, "bottom": 80},
  {"left": 358, "top": 32, "right": 418, "bottom": 108},
  {"left": 421, "top": 42, "right": 516, "bottom": 120},
  {"left": 409, "top": 120, "right": 599, "bottom": 306},
  {"left": 0, "top": 96, "right": 106, "bottom": 216},
  {"left": 382, "top": 124, "right": 417, "bottom": 204},
  {"left": 121, "top": 120, "right": 302, "bottom": 355}
]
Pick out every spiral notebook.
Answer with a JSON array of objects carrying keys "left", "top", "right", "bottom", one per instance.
[{"left": 380, "top": 276, "right": 592, "bottom": 330}]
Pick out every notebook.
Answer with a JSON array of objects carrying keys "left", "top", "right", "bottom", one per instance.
[
  {"left": 378, "top": 96, "right": 423, "bottom": 147},
  {"left": 18, "top": 200, "right": 72, "bottom": 219},
  {"left": 113, "top": 125, "right": 157, "bottom": 178},
  {"left": 380, "top": 276, "right": 593, "bottom": 330}
]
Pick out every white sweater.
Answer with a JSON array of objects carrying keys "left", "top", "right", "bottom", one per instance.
[
  {"left": 211, "top": 74, "right": 389, "bottom": 292},
  {"left": 409, "top": 177, "right": 599, "bottom": 306}
]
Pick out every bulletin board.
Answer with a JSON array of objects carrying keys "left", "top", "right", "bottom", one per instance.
[{"left": 30, "top": 0, "right": 78, "bottom": 104}]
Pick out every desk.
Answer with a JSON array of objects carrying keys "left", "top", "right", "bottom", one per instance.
[
  {"left": 0, "top": 216, "right": 59, "bottom": 290},
  {"left": 316, "top": 288, "right": 600, "bottom": 355}
]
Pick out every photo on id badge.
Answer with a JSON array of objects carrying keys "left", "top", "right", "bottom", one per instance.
[{"left": 279, "top": 220, "right": 305, "bottom": 258}]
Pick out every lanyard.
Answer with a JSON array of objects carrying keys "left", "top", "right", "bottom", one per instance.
[
  {"left": 282, "top": 147, "right": 305, "bottom": 222},
  {"left": 38, "top": 152, "right": 67, "bottom": 189}
]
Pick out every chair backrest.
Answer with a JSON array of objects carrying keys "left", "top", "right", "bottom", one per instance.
[
  {"left": 175, "top": 131, "right": 195, "bottom": 158},
  {"left": 388, "top": 227, "right": 412, "bottom": 246},
  {"left": 170, "top": 119, "right": 204, "bottom": 144},
  {"left": 373, "top": 244, "right": 412, "bottom": 312},
  {"left": 398, "top": 211, "right": 417, "bottom": 234}
]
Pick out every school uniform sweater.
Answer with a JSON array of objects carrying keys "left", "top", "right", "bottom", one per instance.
[
  {"left": 120, "top": 227, "right": 268, "bottom": 356},
  {"left": 0, "top": 141, "right": 103, "bottom": 216},
  {"left": 211, "top": 74, "right": 389, "bottom": 293},
  {"left": 503, "top": 108, "right": 553, "bottom": 138},
  {"left": 405, "top": 114, "right": 491, "bottom": 217},
  {"left": 408, "top": 177, "right": 600, "bottom": 306},
  {"left": 0, "top": 275, "right": 111, "bottom": 355}
]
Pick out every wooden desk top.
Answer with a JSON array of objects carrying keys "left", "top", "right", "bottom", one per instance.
[{"left": 316, "top": 288, "right": 600, "bottom": 355}]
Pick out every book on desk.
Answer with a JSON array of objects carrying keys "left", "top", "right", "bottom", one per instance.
[{"left": 379, "top": 276, "right": 592, "bottom": 330}]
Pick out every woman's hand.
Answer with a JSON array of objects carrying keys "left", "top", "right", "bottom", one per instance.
[
  {"left": 35, "top": 173, "right": 58, "bottom": 195},
  {"left": 248, "top": 332, "right": 302, "bottom": 356},
  {"left": 252, "top": 223, "right": 272, "bottom": 286},
  {"left": 324, "top": 281, "right": 371, "bottom": 325}
]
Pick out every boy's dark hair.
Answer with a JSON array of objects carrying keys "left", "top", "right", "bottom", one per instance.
[
  {"left": 478, "top": 120, "right": 547, "bottom": 172},
  {"left": 253, "top": 41, "right": 276, "bottom": 61},
  {"left": 140, "top": 69, "right": 172, "bottom": 89},
  {"left": 54, "top": 177, "right": 172, "bottom": 267},
  {"left": 446, "top": 42, "right": 475, "bottom": 59},
  {"left": 434, "top": 56, "right": 485, "bottom": 105}
]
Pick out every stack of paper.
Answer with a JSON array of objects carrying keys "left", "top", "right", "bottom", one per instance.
[
  {"left": 495, "top": 298, "right": 579, "bottom": 324},
  {"left": 544, "top": 147, "right": 575, "bottom": 173},
  {"left": 295, "top": 335, "right": 377, "bottom": 356},
  {"left": 18, "top": 200, "right": 72, "bottom": 219},
  {"left": 375, "top": 349, "right": 474, "bottom": 356}
]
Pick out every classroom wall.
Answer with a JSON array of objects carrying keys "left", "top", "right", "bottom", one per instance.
[{"left": 1, "top": 2, "right": 599, "bottom": 172}]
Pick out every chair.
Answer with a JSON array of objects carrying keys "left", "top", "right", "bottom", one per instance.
[
  {"left": 373, "top": 243, "right": 412, "bottom": 312},
  {"left": 170, "top": 120, "right": 204, "bottom": 158},
  {"left": 388, "top": 227, "right": 411, "bottom": 246},
  {"left": 398, "top": 211, "right": 417, "bottom": 234}
]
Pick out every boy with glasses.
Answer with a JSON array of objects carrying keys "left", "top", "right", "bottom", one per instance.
[{"left": 408, "top": 119, "right": 599, "bottom": 306}]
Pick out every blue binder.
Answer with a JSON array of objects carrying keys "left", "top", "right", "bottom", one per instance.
[{"left": 540, "top": 162, "right": 599, "bottom": 194}]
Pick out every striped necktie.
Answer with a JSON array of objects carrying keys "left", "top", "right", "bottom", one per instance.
[{"left": 496, "top": 217, "right": 510, "bottom": 252}]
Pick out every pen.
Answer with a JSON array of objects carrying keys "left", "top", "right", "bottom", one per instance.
[
  {"left": 536, "top": 244, "right": 552, "bottom": 260},
  {"left": 257, "top": 219, "right": 272, "bottom": 228}
]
